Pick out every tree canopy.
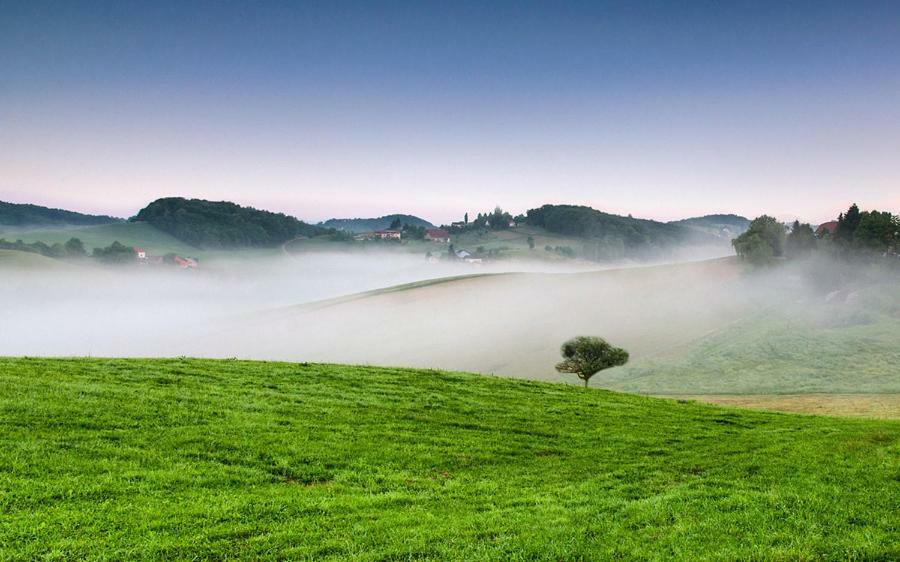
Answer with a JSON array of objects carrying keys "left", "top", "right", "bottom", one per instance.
[
  {"left": 555, "top": 336, "right": 629, "bottom": 388},
  {"left": 132, "top": 198, "right": 330, "bottom": 249},
  {"left": 732, "top": 215, "right": 785, "bottom": 263}
]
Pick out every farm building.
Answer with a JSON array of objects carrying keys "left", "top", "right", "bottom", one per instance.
[
  {"left": 816, "top": 221, "right": 838, "bottom": 238},
  {"left": 424, "top": 229, "right": 450, "bottom": 243},
  {"left": 373, "top": 230, "right": 401, "bottom": 240},
  {"left": 133, "top": 247, "right": 147, "bottom": 260},
  {"left": 173, "top": 256, "right": 199, "bottom": 269}
]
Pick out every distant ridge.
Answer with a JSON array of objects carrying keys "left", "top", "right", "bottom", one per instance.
[
  {"left": 320, "top": 214, "right": 434, "bottom": 233},
  {"left": 671, "top": 214, "right": 750, "bottom": 239},
  {"left": 0, "top": 200, "right": 122, "bottom": 228},
  {"left": 523, "top": 204, "right": 724, "bottom": 259}
]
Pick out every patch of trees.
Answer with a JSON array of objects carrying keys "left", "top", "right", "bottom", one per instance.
[
  {"left": 0, "top": 201, "right": 121, "bottom": 227},
  {"left": 732, "top": 215, "right": 786, "bottom": 263},
  {"left": 733, "top": 204, "right": 899, "bottom": 264},
  {"left": 833, "top": 204, "right": 898, "bottom": 253},
  {"left": 132, "top": 198, "right": 330, "bottom": 249},
  {"left": 0, "top": 237, "right": 87, "bottom": 259},
  {"left": 400, "top": 224, "right": 426, "bottom": 240},
  {"left": 544, "top": 245, "right": 576, "bottom": 258},
  {"left": 92, "top": 241, "right": 137, "bottom": 264},
  {"left": 470, "top": 207, "right": 514, "bottom": 230}
]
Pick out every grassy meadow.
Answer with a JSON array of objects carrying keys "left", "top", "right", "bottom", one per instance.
[
  {"left": 0, "top": 249, "right": 72, "bottom": 270},
  {"left": 1, "top": 357, "right": 898, "bottom": 560},
  {"left": 2, "top": 222, "right": 197, "bottom": 256}
]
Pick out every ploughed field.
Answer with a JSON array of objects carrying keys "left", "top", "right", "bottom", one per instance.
[{"left": 1, "top": 357, "right": 897, "bottom": 560}]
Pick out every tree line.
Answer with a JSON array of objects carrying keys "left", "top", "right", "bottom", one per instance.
[
  {"left": 733, "top": 204, "right": 899, "bottom": 264},
  {"left": 0, "top": 237, "right": 147, "bottom": 264}
]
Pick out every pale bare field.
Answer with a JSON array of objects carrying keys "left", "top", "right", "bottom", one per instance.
[{"left": 676, "top": 394, "right": 900, "bottom": 418}]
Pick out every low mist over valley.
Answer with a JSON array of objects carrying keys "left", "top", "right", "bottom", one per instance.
[{"left": 3, "top": 3, "right": 899, "bottom": 558}]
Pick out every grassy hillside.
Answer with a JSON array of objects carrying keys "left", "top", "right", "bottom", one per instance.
[
  {"left": 7, "top": 222, "right": 198, "bottom": 255},
  {"left": 233, "top": 258, "right": 898, "bottom": 416},
  {"left": 0, "top": 249, "right": 73, "bottom": 270},
  {"left": 1, "top": 357, "right": 897, "bottom": 560},
  {"left": 607, "top": 300, "right": 900, "bottom": 395}
]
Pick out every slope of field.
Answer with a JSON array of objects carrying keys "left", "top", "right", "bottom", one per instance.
[
  {"left": 6, "top": 221, "right": 198, "bottom": 255},
  {"left": 1, "top": 357, "right": 897, "bottom": 560},
  {"left": 219, "top": 258, "right": 899, "bottom": 416},
  {"left": 0, "top": 249, "right": 73, "bottom": 270},
  {"left": 606, "top": 299, "right": 900, "bottom": 395},
  {"left": 224, "top": 258, "right": 749, "bottom": 377}
]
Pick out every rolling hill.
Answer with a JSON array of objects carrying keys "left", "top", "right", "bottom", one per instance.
[
  {"left": 0, "top": 249, "right": 74, "bottom": 270},
  {"left": 320, "top": 214, "right": 434, "bottom": 233},
  {"left": 671, "top": 214, "right": 750, "bottom": 240},
  {"left": 524, "top": 204, "right": 721, "bottom": 260},
  {"left": 0, "top": 357, "right": 896, "bottom": 559},
  {"left": 133, "top": 197, "right": 330, "bottom": 248},
  {"left": 216, "top": 257, "right": 898, "bottom": 416},
  {"left": 7, "top": 221, "right": 199, "bottom": 256},
  {"left": 0, "top": 200, "right": 121, "bottom": 228}
]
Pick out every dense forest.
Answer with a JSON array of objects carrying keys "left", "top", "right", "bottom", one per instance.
[
  {"left": 132, "top": 198, "right": 330, "bottom": 248},
  {"left": 0, "top": 201, "right": 121, "bottom": 228},
  {"left": 320, "top": 214, "right": 434, "bottom": 233}
]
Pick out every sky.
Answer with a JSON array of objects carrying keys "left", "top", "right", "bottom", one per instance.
[{"left": 2, "top": 1, "right": 899, "bottom": 225}]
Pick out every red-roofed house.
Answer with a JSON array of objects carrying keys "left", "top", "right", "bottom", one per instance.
[
  {"left": 816, "top": 221, "right": 838, "bottom": 238},
  {"left": 173, "top": 256, "right": 198, "bottom": 269},
  {"left": 424, "top": 229, "right": 450, "bottom": 243}
]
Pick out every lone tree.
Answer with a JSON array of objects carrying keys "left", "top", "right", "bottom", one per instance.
[{"left": 555, "top": 336, "right": 629, "bottom": 388}]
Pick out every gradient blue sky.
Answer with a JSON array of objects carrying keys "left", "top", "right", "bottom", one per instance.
[{"left": 2, "top": 1, "right": 899, "bottom": 224}]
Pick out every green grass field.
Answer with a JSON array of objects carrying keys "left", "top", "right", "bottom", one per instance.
[
  {"left": 0, "top": 249, "right": 72, "bottom": 270},
  {"left": 1, "top": 357, "right": 897, "bottom": 560},
  {"left": 602, "top": 281, "right": 900, "bottom": 403},
  {"left": 3, "top": 222, "right": 198, "bottom": 256}
]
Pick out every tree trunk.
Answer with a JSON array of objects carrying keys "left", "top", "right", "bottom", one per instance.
[{"left": 584, "top": 378, "right": 588, "bottom": 388}]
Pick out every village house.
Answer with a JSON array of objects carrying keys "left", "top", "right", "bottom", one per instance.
[
  {"left": 173, "top": 256, "right": 199, "bottom": 269},
  {"left": 424, "top": 229, "right": 450, "bottom": 243},
  {"left": 816, "top": 221, "right": 838, "bottom": 238},
  {"left": 133, "top": 247, "right": 147, "bottom": 261},
  {"left": 373, "top": 230, "right": 402, "bottom": 240}
]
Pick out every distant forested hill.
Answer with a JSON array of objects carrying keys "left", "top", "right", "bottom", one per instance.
[
  {"left": 674, "top": 214, "right": 750, "bottom": 228},
  {"left": 0, "top": 201, "right": 122, "bottom": 228},
  {"left": 672, "top": 214, "right": 750, "bottom": 239},
  {"left": 132, "top": 198, "right": 330, "bottom": 248},
  {"left": 525, "top": 204, "right": 715, "bottom": 259},
  {"left": 320, "top": 214, "right": 434, "bottom": 233}
]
